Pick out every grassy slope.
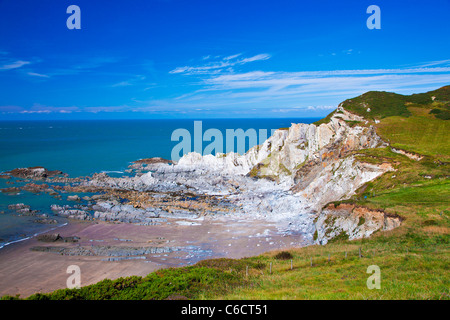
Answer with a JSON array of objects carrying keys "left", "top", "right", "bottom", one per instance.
[
  {"left": 3, "top": 87, "right": 449, "bottom": 300},
  {"left": 214, "top": 86, "right": 449, "bottom": 300}
]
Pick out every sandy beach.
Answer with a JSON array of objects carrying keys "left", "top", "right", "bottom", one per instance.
[{"left": 0, "top": 216, "right": 306, "bottom": 298}]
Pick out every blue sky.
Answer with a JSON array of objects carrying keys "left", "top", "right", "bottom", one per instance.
[{"left": 0, "top": 0, "right": 449, "bottom": 119}]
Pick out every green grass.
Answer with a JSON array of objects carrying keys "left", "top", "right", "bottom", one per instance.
[
  {"left": 2, "top": 265, "right": 247, "bottom": 300},
  {"left": 313, "top": 109, "right": 335, "bottom": 125},
  {"left": 210, "top": 233, "right": 449, "bottom": 300},
  {"left": 344, "top": 120, "right": 362, "bottom": 127},
  {"left": 350, "top": 146, "right": 449, "bottom": 223},
  {"left": 342, "top": 91, "right": 412, "bottom": 119},
  {"left": 376, "top": 110, "right": 450, "bottom": 159},
  {"left": 340, "top": 85, "right": 450, "bottom": 120}
]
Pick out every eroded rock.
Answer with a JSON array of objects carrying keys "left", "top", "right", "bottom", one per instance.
[{"left": 313, "top": 203, "right": 402, "bottom": 244}]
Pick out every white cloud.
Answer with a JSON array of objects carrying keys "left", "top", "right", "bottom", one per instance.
[
  {"left": 27, "top": 72, "right": 50, "bottom": 78},
  {"left": 111, "top": 81, "right": 133, "bottom": 87},
  {"left": 111, "top": 75, "right": 146, "bottom": 87},
  {"left": 0, "top": 60, "right": 30, "bottom": 70},
  {"left": 17, "top": 104, "right": 80, "bottom": 114},
  {"left": 412, "top": 59, "right": 450, "bottom": 68},
  {"left": 306, "top": 105, "right": 336, "bottom": 111},
  {"left": 166, "top": 59, "right": 450, "bottom": 114},
  {"left": 170, "top": 53, "right": 271, "bottom": 75},
  {"left": 223, "top": 53, "right": 242, "bottom": 60},
  {"left": 203, "top": 67, "right": 450, "bottom": 94},
  {"left": 239, "top": 54, "right": 271, "bottom": 64}
]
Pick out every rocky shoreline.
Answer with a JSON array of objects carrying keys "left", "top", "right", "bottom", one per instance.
[{"left": 1, "top": 108, "right": 403, "bottom": 250}]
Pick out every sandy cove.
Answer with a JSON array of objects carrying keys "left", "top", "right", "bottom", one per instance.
[
  {"left": 0, "top": 110, "right": 403, "bottom": 298},
  {"left": 0, "top": 216, "right": 306, "bottom": 298}
]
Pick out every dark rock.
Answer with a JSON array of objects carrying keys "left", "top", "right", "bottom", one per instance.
[
  {"left": 133, "top": 157, "right": 174, "bottom": 165},
  {"left": 45, "top": 188, "right": 59, "bottom": 196},
  {"left": 37, "top": 233, "right": 62, "bottom": 242},
  {"left": 5, "top": 167, "right": 65, "bottom": 180},
  {"left": 21, "top": 183, "right": 49, "bottom": 193},
  {"left": 67, "top": 195, "right": 81, "bottom": 201},
  {"left": 7, "top": 203, "right": 39, "bottom": 215},
  {"left": 33, "top": 218, "right": 58, "bottom": 224},
  {"left": 1, "top": 187, "right": 20, "bottom": 193},
  {"left": 30, "top": 244, "right": 178, "bottom": 256}
]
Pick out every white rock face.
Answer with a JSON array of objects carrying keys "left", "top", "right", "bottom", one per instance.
[
  {"left": 314, "top": 204, "right": 402, "bottom": 244},
  {"left": 167, "top": 106, "right": 383, "bottom": 183},
  {"left": 294, "top": 156, "right": 394, "bottom": 211}
]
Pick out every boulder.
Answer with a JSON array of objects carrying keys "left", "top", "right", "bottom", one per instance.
[{"left": 67, "top": 195, "right": 81, "bottom": 201}]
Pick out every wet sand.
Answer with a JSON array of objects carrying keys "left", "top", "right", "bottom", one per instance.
[{"left": 0, "top": 216, "right": 306, "bottom": 298}]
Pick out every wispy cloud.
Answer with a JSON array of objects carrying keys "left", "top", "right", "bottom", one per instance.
[
  {"left": 0, "top": 60, "right": 31, "bottom": 70},
  {"left": 165, "top": 57, "right": 450, "bottom": 115},
  {"left": 223, "top": 53, "right": 242, "bottom": 60},
  {"left": 412, "top": 59, "right": 450, "bottom": 68},
  {"left": 271, "top": 105, "right": 335, "bottom": 113},
  {"left": 306, "top": 105, "right": 336, "bottom": 111},
  {"left": 195, "top": 66, "right": 450, "bottom": 98},
  {"left": 111, "top": 75, "right": 146, "bottom": 87},
  {"left": 4, "top": 56, "right": 449, "bottom": 117},
  {"left": 0, "top": 104, "right": 80, "bottom": 114},
  {"left": 170, "top": 53, "right": 271, "bottom": 75},
  {"left": 72, "top": 56, "right": 121, "bottom": 70},
  {"left": 111, "top": 81, "right": 133, "bottom": 87},
  {"left": 27, "top": 72, "right": 50, "bottom": 78},
  {"left": 26, "top": 56, "right": 122, "bottom": 78}
]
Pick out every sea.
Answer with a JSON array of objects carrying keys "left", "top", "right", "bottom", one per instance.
[{"left": 0, "top": 118, "right": 319, "bottom": 249}]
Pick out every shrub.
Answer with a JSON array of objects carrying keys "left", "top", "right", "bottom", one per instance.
[{"left": 274, "top": 251, "right": 293, "bottom": 260}]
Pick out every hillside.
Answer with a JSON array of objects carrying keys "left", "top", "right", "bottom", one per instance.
[{"left": 3, "top": 86, "right": 449, "bottom": 300}]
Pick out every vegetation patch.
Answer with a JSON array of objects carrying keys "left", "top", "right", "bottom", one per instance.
[
  {"left": 313, "top": 110, "right": 335, "bottom": 125},
  {"left": 430, "top": 108, "right": 450, "bottom": 120},
  {"left": 344, "top": 120, "right": 362, "bottom": 127},
  {"left": 274, "top": 251, "right": 294, "bottom": 260},
  {"left": 327, "top": 231, "right": 349, "bottom": 243},
  {"left": 7, "top": 265, "right": 246, "bottom": 300},
  {"left": 341, "top": 91, "right": 412, "bottom": 119},
  {"left": 358, "top": 216, "right": 366, "bottom": 226}
]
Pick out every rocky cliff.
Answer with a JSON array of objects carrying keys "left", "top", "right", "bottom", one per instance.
[
  {"left": 127, "top": 105, "right": 398, "bottom": 243},
  {"left": 79, "top": 104, "right": 400, "bottom": 244}
]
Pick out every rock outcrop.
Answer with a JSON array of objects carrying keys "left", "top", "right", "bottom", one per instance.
[
  {"left": 314, "top": 203, "right": 402, "bottom": 244},
  {"left": 135, "top": 105, "right": 392, "bottom": 211},
  {"left": 92, "top": 201, "right": 162, "bottom": 225},
  {"left": 50, "top": 204, "right": 91, "bottom": 221},
  {"left": 118, "top": 106, "right": 398, "bottom": 242},
  {"left": 5, "top": 167, "right": 65, "bottom": 180}
]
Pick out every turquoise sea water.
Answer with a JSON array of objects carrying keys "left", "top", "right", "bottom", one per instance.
[{"left": 0, "top": 118, "right": 318, "bottom": 248}]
